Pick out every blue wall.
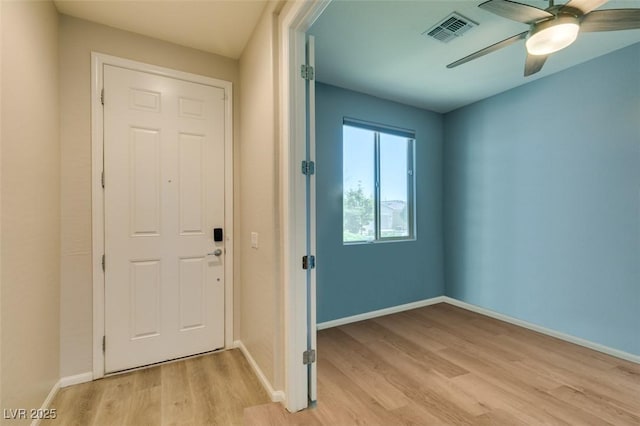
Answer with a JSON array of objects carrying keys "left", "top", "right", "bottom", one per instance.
[
  {"left": 315, "top": 83, "right": 444, "bottom": 323},
  {"left": 444, "top": 43, "right": 640, "bottom": 355}
]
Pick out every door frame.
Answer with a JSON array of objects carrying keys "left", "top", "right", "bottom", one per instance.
[
  {"left": 278, "top": 0, "right": 329, "bottom": 412},
  {"left": 91, "top": 53, "right": 234, "bottom": 379}
]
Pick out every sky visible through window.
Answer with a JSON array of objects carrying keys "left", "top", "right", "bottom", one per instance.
[
  {"left": 343, "top": 126, "right": 409, "bottom": 201},
  {"left": 343, "top": 126, "right": 375, "bottom": 202}
]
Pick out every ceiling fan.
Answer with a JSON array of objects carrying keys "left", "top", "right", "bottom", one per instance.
[{"left": 447, "top": 0, "right": 640, "bottom": 76}]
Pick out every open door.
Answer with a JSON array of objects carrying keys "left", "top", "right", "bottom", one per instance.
[
  {"left": 304, "top": 34, "right": 318, "bottom": 403},
  {"left": 280, "top": 1, "right": 328, "bottom": 411}
]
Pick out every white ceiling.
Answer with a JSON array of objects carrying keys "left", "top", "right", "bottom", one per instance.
[
  {"left": 309, "top": 0, "right": 640, "bottom": 113},
  {"left": 54, "top": 0, "right": 268, "bottom": 60}
]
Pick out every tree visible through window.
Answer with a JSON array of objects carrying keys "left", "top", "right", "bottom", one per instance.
[{"left": 343, "top": 120, "right": 415, "bottom": 243}]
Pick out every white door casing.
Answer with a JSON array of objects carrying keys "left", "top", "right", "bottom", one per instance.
[
  {"left": 278, "top": 0, "right": 329, "bottom": 412},
  {"left": 92, "top": 54, "right": 233, "bottom": 377}
]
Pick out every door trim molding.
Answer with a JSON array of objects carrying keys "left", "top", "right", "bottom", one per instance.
[
  {"left": 278, "top": 0, "right": 330, "bottom": 412},
  {"left": 91, "top": 52, "right": 234, "bottom": 379}
]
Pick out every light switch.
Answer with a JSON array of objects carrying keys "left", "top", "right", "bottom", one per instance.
[{"left": 251, "top": 232, "right": 259, "bottom": 249}]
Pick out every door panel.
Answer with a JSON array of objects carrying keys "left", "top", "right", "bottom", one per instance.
[
  {"left": 130, "top": 259, "right": 161, "bottom": 339},
  {"left": 178, "top": 257, "right": 206, "bottom": 330},
  {"left": 130, "top": 128, "right": 161, "bottom": 235},
  {"left": 178, "top": 134, "right": 205, "bottom": 234},
  {"left": 104, "top": 64, "right": 225, "bottom": 373}
]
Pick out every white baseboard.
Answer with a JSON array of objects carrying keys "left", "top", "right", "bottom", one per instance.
[
  {"left": 317, "top": 296, "right": 445, "bottom": 330},
  {"left": 60, "top": 372, "right": 93, "bottom": 388},
  {"left": 233, "top": 340, "right": 285, "bottom": 402},
  {"left": 30, "top": 379, "right": 60, "bottom": 426},
  {"left": 442, "top": 297, "right": 640, "bottom": 364}
]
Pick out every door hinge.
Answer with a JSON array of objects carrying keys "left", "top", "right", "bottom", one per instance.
[
  {"left": 100, "top": 88, "right": 104, "bottom": 106},
  {"left": 101, "top": 171, "right": 105, "bottom": 188},
  {"left": 300, "top": 64, "right": 315, "bottom": 81},
  {"left": 102, "top": 254, "right": 105, "bottom": 272},
  {"left": 301, "top": 160, "right": 315, "bottom": 175},
  {"left": 302, "top": 255, "right": 315, "bottom": 270},
  {"left": 303, "top": 349, "right": 316, "bottom": 365},
  {"left": 102, "top": 335, "right": 106, "bottom": 353}
]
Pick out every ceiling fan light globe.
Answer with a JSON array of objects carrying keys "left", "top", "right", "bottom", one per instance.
[{"left": 526, "top": 16, "right": 580, "bottom": 56}]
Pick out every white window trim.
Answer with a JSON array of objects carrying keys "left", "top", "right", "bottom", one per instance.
[{"left": 342, "top": 122, "right": 416, "bottom": 244}]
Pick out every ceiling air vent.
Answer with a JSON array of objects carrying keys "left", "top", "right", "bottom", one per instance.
[{"left": 423, "top": 12, "right": 478, "bottom": 43}]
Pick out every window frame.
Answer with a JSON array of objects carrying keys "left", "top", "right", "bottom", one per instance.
[{"left": 342, "top": 118, "right": 416, "bottom": 244}]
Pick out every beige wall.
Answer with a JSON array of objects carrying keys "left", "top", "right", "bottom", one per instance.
[
  {"left": 238, "top": 1, "right": 285, "bottom": 391},
  {"left": 59, "top": 15, "right": 241, "bottom": 377},
  {"left": 1, "top": 0, "right": 60, "bottom": 420}
]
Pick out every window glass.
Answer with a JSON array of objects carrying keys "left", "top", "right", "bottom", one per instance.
[
  {"left": 343, "top": 125, "right": 375, "bottom": 243},
  {"left": 380, "top": 134, "right": 410, "bottom": 238}
]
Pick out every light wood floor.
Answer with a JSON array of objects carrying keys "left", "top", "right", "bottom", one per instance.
[
  {"left": 43, "top": 348, "right": 270, "bottom": 426},
  {"left": 245, "top": 303, "right": 640, "bottom": 425}
]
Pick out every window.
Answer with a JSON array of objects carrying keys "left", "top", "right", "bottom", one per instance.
[{"left": 342, "top": 119, "right": 415, "bottom": 243}]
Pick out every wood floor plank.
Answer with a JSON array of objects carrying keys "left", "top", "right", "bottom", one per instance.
[
  {"left": 188, "top": 353, "right": 234, "bottom": 425},
  {"left": 475, "top": 380, "right": 561, "bottom": 424},
  {"left": 319, "top": 327, "right": 411, "bottom": 410},
  {"left": 473, "top": 408, "right": 531, "bottom": 426},
  {"left": 549, "top": 384, "right": 640, "bottom": 426},
  {"left": 135, "top": 365, "right": 161, "bottom": 391},
  {"left": 244, "top": 402, "right": 291, "bottom": 426},
  {"left": 444, "top": 347, "right": 609, "bottom": 425},
  {"left": 451, "top": 369, "right": 578, "bottom": 425},
  {"left": 322, "top": 328, "right": 480, "bottom": 425},
  {"left": 126, "top": 386, "right": 161, "bottom": 426},
  {"left": 525, "top": 357, "right": 640, "bottom": 416},
  {"left": 313, "top": 358, "right": 399, "bottom": 425},
  {"left": 422, "top": 314, "right": 525, "bottom": 362},
  {"left": 372, "top": 311, "right": 448, "bottom": 352},
  {"left": 387, "top": 401, "right": 450, "bottom": 425},
  {"left": 341, "top": 319, "right": 468, "bottom": 378},
  {"left": 615, "top": 363, "right": 640, "bottom": 385},
  {"left": 219, "top": 348, "right": 270, "bottom": 408},
  {"left": 41, "top": 380, "right": 107, "bottom": 426},
  {"left": 161, "top": 358, "right": 194, "bottom": 426},
  {"left": 495, "top": 333, "right": 640, "bottom": 407},
  {"left": 342, "top": 324, "right": 488, "bottom": 417},
  {"left": 244, "top": 401, "right": 323, "bottom": 426},
  {"left": 91, "top": 373, "right": 135, "bottom": 426}
]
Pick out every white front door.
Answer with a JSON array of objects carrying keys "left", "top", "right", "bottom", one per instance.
[{"left": 103, "top": 64, "right": 225, "bottom": 373}]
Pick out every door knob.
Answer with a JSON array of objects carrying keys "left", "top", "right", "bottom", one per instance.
[{"left": 207, "top": 249, "right": 223, "bottom": 257}]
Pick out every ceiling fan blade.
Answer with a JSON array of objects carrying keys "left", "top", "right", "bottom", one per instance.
[
  {"left": 561, "top": 0, "right": 608, "bottom": 15},
  {"left": 524, "top": 53, "right": 548, "bottom": 76},
  {"left": 479, "top": 0, "right": 552, "bottom": 24},
  {"left": 447, "top": 31, "right": 528, "bottom": 69},
  {"left": 580, "top": 9, "right": 640, "bottom": 32}
]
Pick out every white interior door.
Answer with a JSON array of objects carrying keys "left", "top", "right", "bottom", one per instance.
[{"left": 103, "top": 64, "right": 225, "bottom": 373}]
